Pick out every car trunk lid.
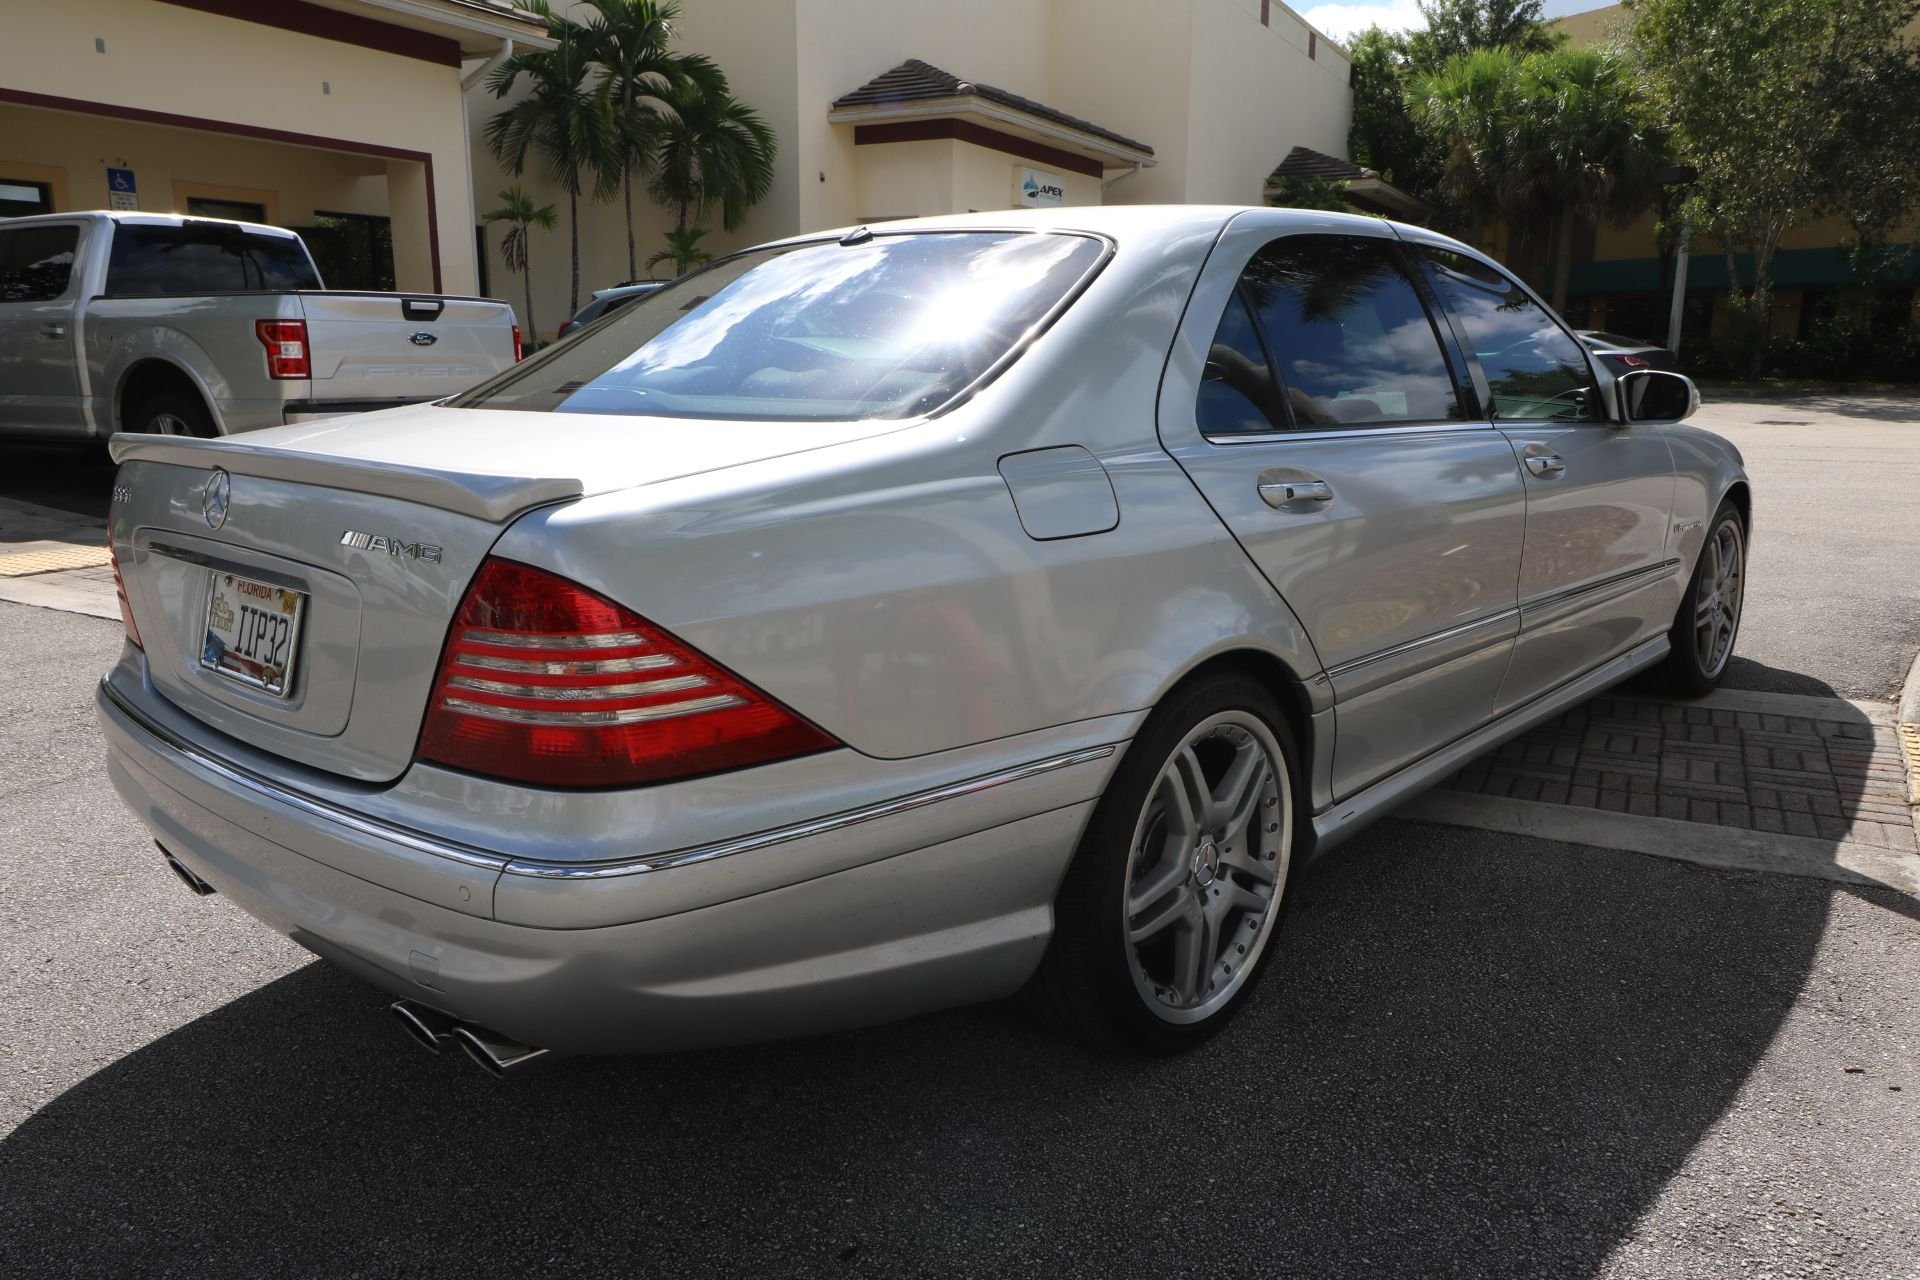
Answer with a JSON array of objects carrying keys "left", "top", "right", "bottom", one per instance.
[{"left": 106, "top": 406, "right": 910, "bottom": 781}]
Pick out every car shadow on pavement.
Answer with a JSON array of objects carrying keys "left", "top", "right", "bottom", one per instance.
[{"left": 7, "top": 822, "right": 1910, "bottom": 1279}]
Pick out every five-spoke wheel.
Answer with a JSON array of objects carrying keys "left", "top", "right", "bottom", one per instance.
[
  {"left": 1030, "top": 672, "right": 1297, "bottom": 1053},
  {"left": 1654, "top": 498, "right": 1747, "bottom": 696}
]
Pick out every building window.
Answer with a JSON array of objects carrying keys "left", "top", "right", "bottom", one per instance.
[
  {"left": 186, "top": 196, "right": 268, "bottom": 223},
  {"left": 296, "top": 211, "right": 395, "bottom": 292},
  {"left": 1260, "top": 0, "right": 1270, "bottom": 25},
  {"left": 1309, "top": 32, "right": 1317, "bottom": 59},
  {"left": 0, "top": 179, "right": 53, "bottom": 219}
]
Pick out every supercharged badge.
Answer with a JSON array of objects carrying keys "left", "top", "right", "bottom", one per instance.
[{"left": 340, "top": 531, "right": 443, "bottom": 564}]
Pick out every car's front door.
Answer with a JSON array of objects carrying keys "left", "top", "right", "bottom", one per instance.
[
  {"left": 0, "top": 220, "right": 87, "bottom": 436},
  {"left": 1160, "top": 220, "right": 1528, "bottom": 800},
  {"left": 1412, "top": 243, "right": 1679, "bottom": 714}
]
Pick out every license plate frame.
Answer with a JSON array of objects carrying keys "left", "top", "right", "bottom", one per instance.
[{"left": 199, "top": 570, "right": 307, "bottom": 698}]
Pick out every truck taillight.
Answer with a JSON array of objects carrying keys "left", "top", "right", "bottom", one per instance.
[
  {"left": 512, "top": 324, "right": 524, "bottom": 362},
  {"left": 254, "top": 319, "right": 310, "bottom": 379},
  {"left": 417, "top": 558, "right": 838, "bottom": 788},
  {"left": 109, "top": 540, "right": 141, "bottom": 649}
]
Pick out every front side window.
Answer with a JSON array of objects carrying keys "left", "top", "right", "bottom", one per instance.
[
  {"left": 1421, "top": 247, "right": 1599, "bottom": 422},
  {"left": 1237, "top": 234, "right": 1464, "bottom": 428},
  {"left": 105, "top": 222, "right": 321, "bottom": 295},
  {"left": 0, "top": 224, "right": 79, "bottom": 302},
  {"left": 453, "top": 231, "right": 1107, "bottom": 422}
]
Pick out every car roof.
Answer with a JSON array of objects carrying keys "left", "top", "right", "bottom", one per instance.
[
  {"left": 763, "top": 204, "right": 1428, "bottom": 250},
  {"left": 1, "top": 210, "right": 298, "bottom": 238}
]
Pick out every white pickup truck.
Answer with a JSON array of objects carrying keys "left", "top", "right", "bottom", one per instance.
[{"left": 0, "top": 211, "right": 520, "bottom": 439}]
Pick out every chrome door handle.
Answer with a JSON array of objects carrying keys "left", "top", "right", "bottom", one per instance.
[
  {"left": 1258, "top": 480, "right": 1335, "bottom": 508},
  {"left": 1524, "top": 454, "right": 1566, "bottom": 477},
  {"left": 40, "top": 322, "right": 67, "bottom": 339}
]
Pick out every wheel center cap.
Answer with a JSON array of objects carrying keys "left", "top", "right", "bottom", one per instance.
[{"left": 1192, "top": 836, "right": 1219, "bottom": 887}]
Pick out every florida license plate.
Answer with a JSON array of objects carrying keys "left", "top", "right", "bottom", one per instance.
[{"left": 200, "top": 571, "right": 306, "bottom": 697}]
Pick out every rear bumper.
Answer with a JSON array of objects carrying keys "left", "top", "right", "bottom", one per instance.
[{"left": 97, "top": 680, "right": 1104, "bottom": 1055}]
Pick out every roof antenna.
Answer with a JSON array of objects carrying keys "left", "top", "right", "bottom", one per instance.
[{"left": 839, "top": 225, "right": 874, "bottom": 246}]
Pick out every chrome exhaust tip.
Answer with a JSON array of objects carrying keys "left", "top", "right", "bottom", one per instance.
[
  {"left": 450, "top": 1024, "right": 550, "bottom": 1077},
  {"left": 157, "top": 843, "right": 215, "bottom": 896},
  {"left": 390, "top": 999, "right": 460, "bottom": 1054}
]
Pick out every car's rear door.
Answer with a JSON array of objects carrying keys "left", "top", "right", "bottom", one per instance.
[
  {"left": 1408, "top": 239, "right": 1679, "bottom": 714},
  {"left": 0, "top": 219, "right": 89, "bottom": 435},
  {"left": 1158, "top": 217, "right": 1527, "bottom": 800}
]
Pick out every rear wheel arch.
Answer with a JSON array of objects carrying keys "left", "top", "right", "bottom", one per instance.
[
  {"left": 117, "top": 360, "right": 215, "bottom": 435},
  {"left": 1132, "top": 647, "right": 1318, "bottom": 825}
]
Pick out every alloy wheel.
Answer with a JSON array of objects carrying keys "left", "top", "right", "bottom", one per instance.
[
  {"left": 1121, "top": 710, "right": 1290, "bottom": 1024},
  {"left": 1694, "top": 516, "right": 1745, "bottom": 679},
  {"left": 149, "top": 412, "right": 192, "bottom": 436}
]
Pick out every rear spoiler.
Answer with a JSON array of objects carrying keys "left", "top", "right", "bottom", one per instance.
[{"left": 108, "top": 434, "right": 583, "bottom": 524}]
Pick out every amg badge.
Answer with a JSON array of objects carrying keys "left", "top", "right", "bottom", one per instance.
[{"left": 340, "top": 531, "right": 443, "bottom": 564}]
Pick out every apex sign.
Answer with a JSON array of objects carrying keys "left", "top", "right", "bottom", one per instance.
[{"left": 1014, "top": 166, "right": 1067, "bottom": 207}]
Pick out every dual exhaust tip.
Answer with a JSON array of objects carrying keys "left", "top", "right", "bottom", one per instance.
[{"left": 391, "top": 999, "right": 549, "bottom": 1077}]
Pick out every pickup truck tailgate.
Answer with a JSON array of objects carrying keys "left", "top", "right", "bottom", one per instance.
[{"left": 299, "top": 293, "right": 515, "bottom": 403}]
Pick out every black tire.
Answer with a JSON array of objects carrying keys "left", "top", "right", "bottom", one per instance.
[
  {"left": 128, "top": 389, "right": 217, "bottom": 438},
  {"left": 1028, "top": 670, "right": 1301, "bottom": 1054},
  {"left": 1649, "top": 498, "right": 1746, "bottom": 697}
]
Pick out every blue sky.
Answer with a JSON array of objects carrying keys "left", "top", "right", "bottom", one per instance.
[{"left": 1301, "top": 0, "right": 1615, "bottom": 43}]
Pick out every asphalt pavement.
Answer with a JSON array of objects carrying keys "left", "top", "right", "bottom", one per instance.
[
  {"left": 2, "top": 600, "right": 1917, "bottom": 1278},
  {"left": 1691, "top": 394, "right": 1920, "bottom": 700}
]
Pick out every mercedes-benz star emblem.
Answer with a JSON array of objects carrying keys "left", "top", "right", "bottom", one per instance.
[{"left": 202, "top": 469, "right": 231, "bottom": 530}]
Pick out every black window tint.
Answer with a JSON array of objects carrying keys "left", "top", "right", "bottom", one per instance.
[
  {"left": 1421, "top": 248, "right": 1598, "bottom": 422},
  {"left": 1241, "top": 235, "right": 1462, "bottom": 427},
  {"left": 1197, "top": 290, "right": 1284, "bottom": 434},
  {"left": 106, "top": 223, "right": 320, "bottom": 295},
  {"left": 0, "top": 225, "right": 79, "bottom": 302}
]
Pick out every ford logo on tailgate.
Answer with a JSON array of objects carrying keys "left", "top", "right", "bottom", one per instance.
[{"left": 408, "top": 331, "right": 438, "bottom": 346}]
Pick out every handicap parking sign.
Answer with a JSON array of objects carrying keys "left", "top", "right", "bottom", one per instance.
[{"left": 106, "top": 167, "right": 138, "bottom": 211}]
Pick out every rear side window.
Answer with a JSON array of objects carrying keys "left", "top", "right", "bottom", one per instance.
[
  {"left": 0, "top": 225, "right": 79, "bottom": 302},
  {"left": 453, "top": 231, "right": 1108, "bottom": 422},
  {"left": 1228, "top": 234, "right": 1464, "bottom": 429},
  {"left": 1197, "top": 291, "right": 1285, "bottom": 434},
  {"left": 105, "top": 222, "right": 321, "bottom": 295},
  {"left": 1420, "top": 248, "right": 1599, "bottom": 422}
]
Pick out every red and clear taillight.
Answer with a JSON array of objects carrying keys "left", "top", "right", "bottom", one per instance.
[
  {"left": 417, "top": 558, "right": 838, "bottom": 788},
  {"left": 512, "top": 324, "right": 524, "bottom": 361},
  {"left": 108, "top": 539, "right": 141, "bottom": 649},
  {"left": 255, "top": 319, "right": 311, "bottom": 379}
]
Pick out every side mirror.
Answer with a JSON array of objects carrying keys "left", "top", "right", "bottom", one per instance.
[{"left": 1618, "top": 369, "right": 1700, "bottom": 424}]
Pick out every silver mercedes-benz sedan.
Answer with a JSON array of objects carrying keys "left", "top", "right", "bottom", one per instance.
[{"left": 98, "top": 206, "right": 1749, "bottom": 1072}]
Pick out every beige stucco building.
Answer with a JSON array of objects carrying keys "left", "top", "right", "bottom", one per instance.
[
  {"left": 1, "top": 0, "right": 552, "bottom": 295},
  {"left": 472, "top": 0, "right": 1355, "bottom": 336}
]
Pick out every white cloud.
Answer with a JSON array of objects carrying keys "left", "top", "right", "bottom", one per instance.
[{"left": 1299, "top": 0, "right": 1426, "bottom": 42}]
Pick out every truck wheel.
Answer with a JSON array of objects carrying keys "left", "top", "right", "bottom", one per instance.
[
  {"left": 130, "top": 390, "right": 216, "bottom": 438},
  {"left": 1029, "top": 671, "right": 1300, "bottom": 1054}
]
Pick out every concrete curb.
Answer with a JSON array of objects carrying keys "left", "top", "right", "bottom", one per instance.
[
  {"left": 1400, "top": 789, "right": 1920, "bottom": 897},
  {"left": 1899, "top": 649, "right": 1920, "bottom": 809}
]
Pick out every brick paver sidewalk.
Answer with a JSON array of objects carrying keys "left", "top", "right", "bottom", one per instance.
[{"left": 1441, "top": 694, "right": 1917, "bottom": 853}]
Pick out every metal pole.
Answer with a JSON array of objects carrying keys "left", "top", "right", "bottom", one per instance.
[{"left": 1668, "top": 220, "right": 1691, "bottom": 354}]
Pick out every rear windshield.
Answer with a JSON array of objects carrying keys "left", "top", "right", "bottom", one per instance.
[
  {"left": 452, "top": 231, "right": 1107, "bottom": 421},
  {"left": 106, "top": 222, "right": 322, "bottom": 295}
]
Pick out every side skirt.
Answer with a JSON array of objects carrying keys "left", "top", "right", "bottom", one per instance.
[{"left": 1304, "top": 634, "right": 1671, "bottom": 860}]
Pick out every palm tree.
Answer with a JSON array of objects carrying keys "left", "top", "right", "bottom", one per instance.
[
  {"left": 484, "top": 5, "right": 614, "bottom": 318},
  {"left": 1410, "top": 47, "right": 1530, "bottom": 251},
  {"left": 646, "top": 77, "right": 777, "bottom": 269},
  {"left": 581, "top": 0, "right": 724, "bottom": 280},
  {"left": 1509, "top": 49, "right": 1666, "bottom": 312},
  {"left": 481, "top": 185, "right": 558, "bottom": 343}
]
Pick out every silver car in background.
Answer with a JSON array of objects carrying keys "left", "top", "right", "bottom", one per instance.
[{"left": 97, "top": 207, "right": 1749, "bottom": 1072}]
